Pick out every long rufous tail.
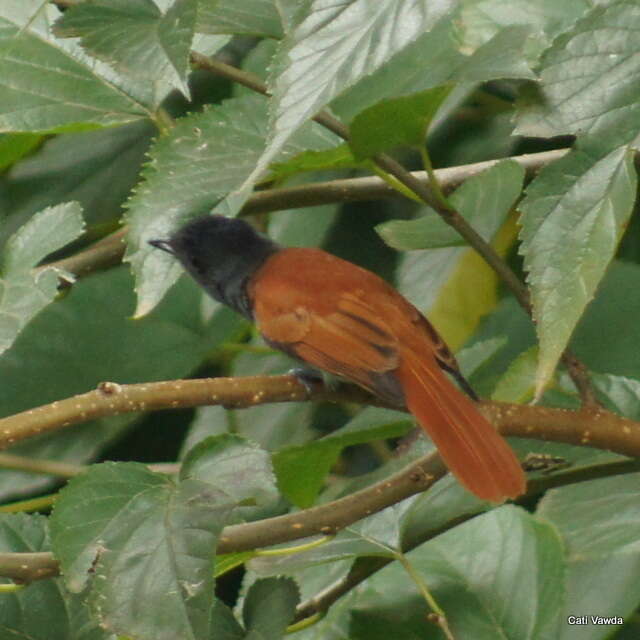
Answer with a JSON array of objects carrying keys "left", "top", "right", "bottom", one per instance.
[{"left": 396, "top": 349, "right": 525, "bottom": 502}]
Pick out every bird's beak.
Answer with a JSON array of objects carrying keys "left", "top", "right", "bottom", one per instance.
[{"left": 148, "top": 239, "right": 174, "bottom": 254}]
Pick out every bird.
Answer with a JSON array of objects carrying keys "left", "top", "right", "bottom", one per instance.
[{"left": 149, "top": 214, "right": 525, "bottom": 502}]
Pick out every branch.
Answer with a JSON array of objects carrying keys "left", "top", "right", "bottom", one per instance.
[
  {"left": 42, "top": 150, "right": 568, "bottom": 281},
  {"left": 0, "top": 449, "right": 443, "bottom": 584},
  {"left": 218, "top": 450, "right": 446, "bottom": 553},
  {"left": 242, "top": 149, "right": 568, "bottom": 213},
  {"left": 190, "top": 55, "right": 529, "bottom": 308},
  {"left": 0, "top": 374, "right": 638, "bottom": 455},
  {"left": 294, "top": 457, "right": 640, "bottom": 621},
  {"left": 0, "top": 453, "right": 83, "bottom": 478},
  {"left": 486, "top": 402, "right": 640, "bottom": 457},
  {"left": 561, "top": 352, "right": 600, "bottom": 409},
  {"left": 0, "top": 376, "right": 379, "bottom": 450},
  {"left": 0, "top": 453, "right": 179, "bottom": 479},
  {"left": 45, "top": 229, "right": 126, "bottom": 281},
  {"left": 0, "top": 553, "right": 59, "bottom": 583},
  {"left": 2, "top": 456, "right": 637, "bottom": 586}
]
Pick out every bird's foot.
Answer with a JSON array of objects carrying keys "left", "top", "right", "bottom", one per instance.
[
  {"left": 288, "top": 367, "right": 323, "bottom": 395},
  {"left": 288, "top": 367, "right": 341, "bottom": 395}
]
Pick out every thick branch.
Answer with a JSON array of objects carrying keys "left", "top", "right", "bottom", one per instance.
[
  {"left": 218, "top": 451, "right": 445, "bottom": 552},
  {"left": 0, "top": 376, "right": 379, "bottom": 450},
  {"left": 0, "top": 375, "right": 638, "bottom": 455},
  {"left": 486, "top": 403, "right": 640, "bottom": 457},
  {"left": 2, "top": 457, "right": 637, "bottom": 586}
]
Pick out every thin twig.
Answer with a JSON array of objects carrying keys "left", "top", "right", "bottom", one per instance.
[
  {"left": 561, "top": 353, "right": 600, "bottom": 408},
  {"left": 0, "top": 453, "right": 180, "bottom": 479},
  {"left": 42, "top": 149, "right": 567, "bottom": 280},
  {"left": 45, "top": 229, "right": 126, "bottom": 280},
  {"left": 0, "top": 453, "right": 83, "bottom": 478},
  {"left": 0, "top": 552, "right": 59, "bottom": 584},
  {"left": 190, "top": 54, "right": 531, "bottom": 309}
]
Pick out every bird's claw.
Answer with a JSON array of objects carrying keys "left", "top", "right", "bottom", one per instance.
[{"left": 288, "top": 367, "right": 323, "bottom": 395}]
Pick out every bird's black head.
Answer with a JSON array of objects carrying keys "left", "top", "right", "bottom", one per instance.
[{"left": 149, "top": 215, "right": 280, "bottom": 318}]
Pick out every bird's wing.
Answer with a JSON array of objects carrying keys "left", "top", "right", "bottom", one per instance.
[{"left": 255, "top": 291, "right": 403, "bottom": 403}]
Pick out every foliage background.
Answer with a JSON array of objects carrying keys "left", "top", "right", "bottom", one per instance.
[{"left": 1, "top": 0, "right": 640, "bottom": 639}]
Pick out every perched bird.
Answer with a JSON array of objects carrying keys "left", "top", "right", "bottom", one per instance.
[{"left": 150, "top": 215, "right": 525, "bottom": 502}]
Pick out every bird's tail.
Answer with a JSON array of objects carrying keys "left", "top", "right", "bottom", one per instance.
[{"left": 396, "top": 349, "right": 525, "bottom": 502}]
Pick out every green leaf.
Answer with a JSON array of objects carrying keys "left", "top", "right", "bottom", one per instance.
[
  {"left": 267, "top": 191, "right": 338, "bottom": 247},
  {"left": 50, "top": 462, "right": 236, "bottom": 640},
  {"left": 180, "top": 405, "right": 233, "bottom": 458},
  {"left": 191, "top": 31, "right": 231, "bottom": 57},
  {"left": 519, "top": 143, "right": 637, "bottom": 396},
  {"left": 538, "top": 473, "right": 640, "bottom": 632},
  {"left": 1, "top": 121, "right": 153, "bottom": 248},
  {"left": 228, "top": 347, "right": 317, "bottom": 451},
  {"left": 249, "top": 530, "right": 394, "bottom": 578},
  {"left": 335, "top": 19, "right": 533, "bottom": 123},
  {"left": 331, "top": 17, "right": 461, "bottom": 122},
  {"left": 125, "top": 94, "right": 339, "bottom": 316},
  {"left": 454, "top": 25, "right": 535, "bottom": 83},
  {"left": 243, "top": 577, "right": 299, "bottom": 640},
  {"left": 354, "top": 507, "right": 564, "bottom": 639},
  {"left": 457, "top": 336, "right": 508, "bottom": 382},
  {"left": 458, "top": 0, "right": 591, "bottom": 60},
  {"left": 197, "top": 0, "right": 284, "bottom": 38},
  {"left": 181, "top": 434, "right": 279, "bottom": 518},
  {"left": 0, "top": 266, "right": 212, "bottom": 502},
  {"left": 2, "top": 204, "right": 83, "bottom": 271},
  {"left": 350, "top": 86, "right": 452, "bottom": 160},
  {"left": 515, "top": 1, "right": 640, "bottom": 147},
  {"left": 249, "top": 470, "right": 430, "bottom": 582},
  {"left": 55, "top": 0, "right": 197, "bottom": 105},
  {"left": 491, "top": 346, "right": 538, "bottom": 403},
  {"left": 349, "top": 611, "right": 423, "bottom": 640},
  {"left": 0, "top": 203, "right": 85, "bottom": 355},
  {"left": 0, "top": 16, "right": 150, "bottom": 133},
  {"left": 207, "top": 600, "right": 245, "bottom": 640},
  {"left": 377, "top": 214, "right": 463, "bottom": 251},
  {"left": 272, "top": 408, "right": 412, "bottom": 508},
  {"left": 571, "top": 261, "right": 640, "bottom": 381},
  {"left": 462, "top": 297, "right": 535, "bottom": 398},
  {"left": 242, "top": 0, "right": 457, "bottom": 191},
  {"left": 379, "top": 159, "right": 525, "bottom": 251},
  {"left": 0, "top": 513, "right": 110, "bottom": 640},
  {"left": 0, "top": 1, "right": 52, "bottom": 28},
  {"left": 268, "top": 143, "right": 363, "bottom": 180},
  {"left": 344, "top": 23, "right": 534, "bottom": 136},
  {"left": 215, "top": 550, "right": 256, "bottom": 578},
  {"left": 0, "top": 133, "right": 41, "bottom": 169},
  {"left": 592, "top": 373, "right": 640, "bottom": 420},
  {"left": 398, "top": 480, "right": 487, "bottom": 552},
  {"left": 247, "top": 560, "right": 354, "bottom": 638}
]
